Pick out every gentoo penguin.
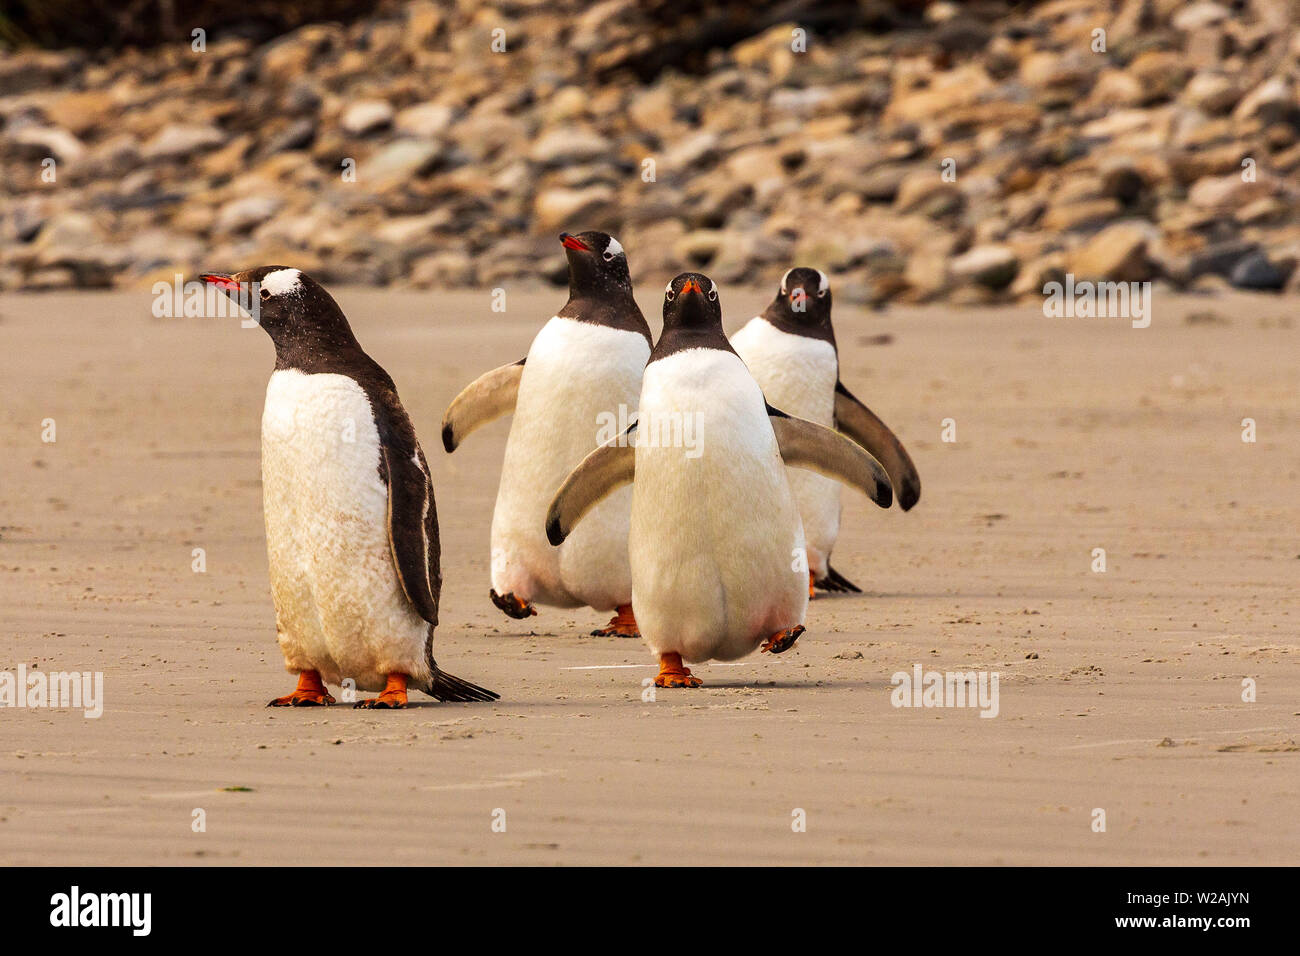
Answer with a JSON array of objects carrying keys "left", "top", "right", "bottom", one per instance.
[
  {"left": 545, "top": 273, "right": 893, "bottom": 688},
  {"left": 731, "top": 267, "right": 921, "bottom": 596},
  {"left": 441, "top": 231, "right": 650, "bottom": 638},
  {"left": 200, "top": 266, "right": 498, "bottom": 708}
]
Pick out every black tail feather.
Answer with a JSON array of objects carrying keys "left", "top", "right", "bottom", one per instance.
[
  {"left": 428, "top": 665, "right": 499, "bottom": 703},
  {"left": 815, "top": 565, "right": 862, "bottom": 593}
]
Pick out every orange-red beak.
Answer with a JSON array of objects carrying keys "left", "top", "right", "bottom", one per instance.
[
  {"left": 680, "top": 278, "right": 703, "bottom": 295},
  {"left": 200, "top": 272, "right": 241, "bottom": 291},
  {"left": 560, "top": 233, "right": 591, "bottom": 252}
]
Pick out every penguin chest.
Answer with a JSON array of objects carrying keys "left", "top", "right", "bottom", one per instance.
[
  {"left": 260, "top": 370, "right": 420, "bottom": 683},
  {"left": 261, "top": 370, "right": 388, "bottom": 539},
  {"left": 731, "top": 318, "right": 837, "bottom": 424}
]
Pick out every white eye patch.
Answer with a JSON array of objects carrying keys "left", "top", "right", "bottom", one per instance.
[
  {"left": 260, "top": 268, "right": 303, "bottom": 296},
  {"left": 815, "top": 269, "right": 830, "bottom": 294},
  {"left": 604, "top": 236, "right": 624, "bottom": 258},
  {"left": 779, "top": 268, "right": 794, "bottom": 294}
]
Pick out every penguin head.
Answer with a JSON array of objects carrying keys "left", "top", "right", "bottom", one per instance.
[
  {"left": 559, "top": 231, "right": 632, "bottom": 295},
  {"left": 770, "top": 267, "right": 832, "bottom": 328},
  {"left": 200, "top": 266, "right": 352, "bottom": 345},
  {"left": 662, "top": 272, "right": 721, "bottom": 330}
]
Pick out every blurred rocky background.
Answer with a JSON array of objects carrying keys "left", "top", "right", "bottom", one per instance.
[{"left": 1, "top": 0, "right": 1298, "bottom": 302}]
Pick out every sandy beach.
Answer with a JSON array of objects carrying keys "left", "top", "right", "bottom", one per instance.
[{"left": 1, "top": 285, "right": 1296, "bottom": 866}]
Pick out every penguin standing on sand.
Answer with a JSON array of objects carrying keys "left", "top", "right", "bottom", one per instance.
[
  {"left": 201, "top": 266, "right": 497, "bottom": 708},
  {"left": 442, "top": 232, "right": 650, "bottom": 638},
  {"left": 731, "top": 267, "right": 921, "bottom": 596},
  {"left": 545, "top": 273, "right": 893, "bottom": 688}
]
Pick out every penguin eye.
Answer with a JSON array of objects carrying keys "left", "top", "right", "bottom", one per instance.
[
  {"left": 665, "top": 290, "right": 676, "bottom": 302},
  {"left": 707, "top": 288, "right": 718, "bottom": 301},
  {"left": 603, "top": 251, "right": 615, "bottom": 262},
  {"left": 259, "top": 287, "right": 271, "bottom": 301},
  {"left": 816, "top": 288, "right": 827, "bottom": 298}
]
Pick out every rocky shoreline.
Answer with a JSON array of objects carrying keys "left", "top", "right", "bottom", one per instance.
[{"left": 1, "top": 0, "right": 1298, "bottom": 303}]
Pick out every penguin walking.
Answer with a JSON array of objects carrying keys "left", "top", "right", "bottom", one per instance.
[
  {"left": 545, "top": 273, "right": 893, "bottom": 688},
  {"left": 442, "top": 232, "right": 650, "bottom": 638},
  {"left": 201, "top": 266, "right": 498, "bottom": 708},
  {"left": 730, "top": 267, "right": 921, "bottom": 597}
]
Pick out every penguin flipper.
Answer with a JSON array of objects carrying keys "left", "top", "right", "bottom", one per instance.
[
  {"left": 769, "top": 409, "right": 893, "bottom": 509},
  {"left": 833, "top": 380, "right": 921, "bottom": 511},
  {"left": 441, "top": 358, "right": 525, "bottom": 452},
  {"left": 383, "top": 444, "right": 441, "bottom": 625},
  {"left": 545, "top": 427, "right": 637, "bottom": 546}
]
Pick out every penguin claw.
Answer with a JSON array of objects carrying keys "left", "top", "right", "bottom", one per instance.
[
  {"left": 654, "top": 652, "right": 702, "bottom": 688},
  {"left": 591, "top": 604, "right": 639, "bottom": 638},
  {"left": 761, "top": 625, "right": 805, "bottom": 655},
  {"left": 267, "top": 671, "right": 335, "bottom": 706},
  {"left": 267, "top": 692, "right": 336, "bottom": 706},
  {"left": 354, "top": 674, "right": 409, "bottom": 708},
  {"left": 655, "top": 672, "right": 702, "bottom": 688},
  {"left": 490, "top": 589, "right": 538, "bottom": 619}
]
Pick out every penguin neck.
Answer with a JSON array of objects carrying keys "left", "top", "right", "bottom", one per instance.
[
  {"left": 650, "top": 321, "right": 735, "bottom": 363},
  {"left": 557, "top": 280, "right": 652, "bottom": 345},
  {"left": 269, "top": 322, "right": 369, "bottom": 374},
  {"left": 761, "top": 300, "right": 837, "bottom": 348}
]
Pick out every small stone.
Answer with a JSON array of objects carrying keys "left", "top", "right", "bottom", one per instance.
[
  {"left": 1230, "top": 251, "right": 1293, "bottom": 290},
  {"left": 365, "top": 140, "right": 443, "bottom": 183},
  {"left": 215, "top": 196, "right": 283, "bottom": 234},
  {"left": 340, "top": 100, "right": 394, "bottom": 136},
  {"left": 394, "top": 102, "right": 455, "bottom": 139},
  {"left": 533, "top": 185, "right": 616, "bottom": 232},
  {"left": 141, "top": 124, "right": 226, "bottom": 161},
  {"left": 530, "top": 127, "right": 613, "bottom": 166},
  {"left": 949, "top": 245, "right": 1019, "bottom": 290},
  {"left": 1069, "top": 223, "right": 1155, "bottom": 283}
]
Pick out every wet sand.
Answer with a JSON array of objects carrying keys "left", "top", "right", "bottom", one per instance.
[{"left": 0, "top": 285, "right": 1296, "bottom": 865}]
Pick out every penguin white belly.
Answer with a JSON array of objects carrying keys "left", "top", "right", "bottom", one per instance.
[
  {"left": 491, "top": 317, "right": 649, "bottom": 610},
  {"left": 629, "top": 349, "right": 807, "bottom": 663},
  {"left": 261, "top": 369, "right": 429, "bottom": 692},
  {"left": 732, "top": 319, "right": 841, "bottom": 578}
]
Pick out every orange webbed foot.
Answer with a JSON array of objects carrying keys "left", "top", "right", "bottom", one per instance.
[
  {"left": 591, "top": 604, "right": 640, "bottom": 638},
  {"left": 808, "top": 571, "right": 816, "bottom": 600},
  {"left": 761, "top": 625, "right": 805, "bottom": 655},
  {"left": 355, "top": 673, "right": 408, "bottom": 709},
  {"left": 654, "top": 652, "right": 702, "bottom": 688},
  {"left": 267, "top": 670, "right": 336, "bottom": 707},
  {"left": 491, "top": 589, "right": 537, "bottom": 619}
]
